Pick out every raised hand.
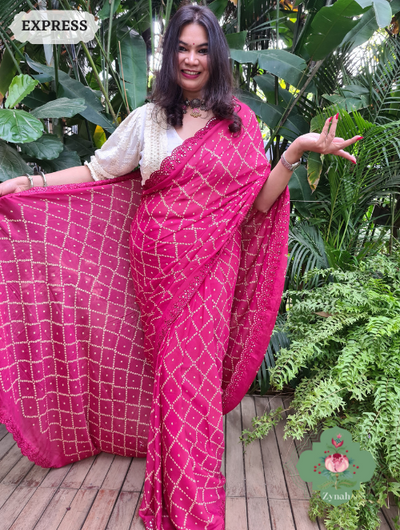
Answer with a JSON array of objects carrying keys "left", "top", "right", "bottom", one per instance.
[{"left": 295, "top": 113, "right": 363, "bottom": 164}]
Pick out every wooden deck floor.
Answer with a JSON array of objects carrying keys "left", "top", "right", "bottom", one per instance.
[{"left": 0, "top": 395, "right": 397, "bottom": 530}]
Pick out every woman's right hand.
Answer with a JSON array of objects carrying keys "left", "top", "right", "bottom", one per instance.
[{"left": 0, "top": 176, "right": 31, "bottom": 197}]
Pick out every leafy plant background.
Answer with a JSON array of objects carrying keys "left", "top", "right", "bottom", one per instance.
[{"left": 1, "top": 0, "right": 400, "bottom": 528}]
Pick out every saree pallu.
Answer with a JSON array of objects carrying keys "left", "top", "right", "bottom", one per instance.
[{"left": 0, "top": 101, "right": 290, "bottom": 529}]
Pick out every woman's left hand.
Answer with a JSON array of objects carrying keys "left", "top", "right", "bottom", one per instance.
[{"left": 291, "top": 112, "right": 363, "bottom": 164}]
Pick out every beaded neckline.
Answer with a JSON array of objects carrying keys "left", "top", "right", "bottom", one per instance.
[{"left": 143, "top": 116, "right": 219, "bottom": 190}]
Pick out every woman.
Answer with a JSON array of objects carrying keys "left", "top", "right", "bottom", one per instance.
[{"left": 0, "top": 4, "right": 361, "bottom": 529}]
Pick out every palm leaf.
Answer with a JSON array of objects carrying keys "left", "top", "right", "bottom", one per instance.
[{"left": 287, "top": 222, "right": 330, "bottom": 289}]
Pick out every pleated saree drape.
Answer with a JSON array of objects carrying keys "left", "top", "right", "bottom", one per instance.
[{"left": 0, "top": 102, "right": 290, "bottom": 529}]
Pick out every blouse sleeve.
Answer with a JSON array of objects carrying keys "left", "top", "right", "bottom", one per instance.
[{"left": 84, "top": 104, "right": 146, "bottom": 181}]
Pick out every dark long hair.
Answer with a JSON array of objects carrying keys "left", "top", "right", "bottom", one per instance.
[{"left": 152, "top": 4, "right": 242, "bottom": 134}]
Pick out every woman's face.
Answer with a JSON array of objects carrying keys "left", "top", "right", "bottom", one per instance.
[{"left": 177, "top": 23, "right": 209, "bottom": 100}]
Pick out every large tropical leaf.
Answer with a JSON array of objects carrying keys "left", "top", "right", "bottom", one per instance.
[
  {"left": 230, "top": 49, "right": 307, "bottom": 87},
  {"left": 64, "top": 135, "right": 95, "bottom": 161},
  {"left": 255, "top": 74, "right": 294, "bottom": 106},
  {"left": 304, "top": 0, "right": 367, "bottom": 60},
  {"left": 0, "top": 109, "right": 44, "bottom": 143},
  {"left": 117, "top": 27, "right": 147, "bottom": 112},
  {"left": 25, "top": 55, "right": 116, "bottom": 132},
  {"left": 0, "top": 140, "right": 33, "bottom": 181},
  {"left": 39, "top": 147, "right": 82, "bottom": 172},
  {"left": 307, "top": 152, "right": 324, "bottom": 191},
  {"left": 208, "top": 0, "right": 229, "bottom": 19},
  {"left": 31, "top": 98, "right": 87, "bottom": 119},
  {"left": 21, "top": 88, "right": 54, "bottom": 110},
  {"left": 225, "top": 31, "right": 247, "bottom": 49},
  {"left": 288, "top": 222, "right": 330, "bottom": 289},
  {"left": 355, "top": 0, "right": 393, "bottom": 27},
  {"left": 5, "top": 75, "right": 38, "bottom": 110},
  {"left": 238, "top": 90, "right": 308, "bottom": 141},
  {"left": 19, "top": 134, "right": 64, "bottom": 161},
  {"left": 340, "top": 6, "right": 378, "bottom": 49},
  {"left": 358, "top": 38, "right": 400, "bottom": 124},
  {"left": 288, "top": 165, "right": 315, "bottom": 217},
  {"left": 0, "top": 49, "right": 19, "bottom": 101}
]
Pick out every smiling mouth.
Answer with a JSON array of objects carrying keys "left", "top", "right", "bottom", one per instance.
[{"left": 181, "top": 70, "right": 201, "bottom": 77}]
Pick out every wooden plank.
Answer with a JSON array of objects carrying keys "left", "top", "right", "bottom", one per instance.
[
  {"left": 19, "top": 465, "right": 50, "bottom": 488},
  {"left": 1, "top": 456, "right": 34, "bottom": 485},
  {"left": 106, "top": 491, "right": 140, "bottom": 530},
  {"left": 291, "top": 499, "right": 320, "bottom": 530},
  {"left": 0, "top": 434, "right": 16, "bottom": 460},
  {"left": 102, "top": 456, "right": 132, "bottom": 490},
  {"left": 122, "top": 459, "right": 146, "bottom": 493},
  {"left": 269, "top": 499, "right": 296, "bottom": 530},
  {"left": 34, "top": 488, "right": 78, "bottom": 530},
  {"left": 0, "top": 484, "right": 17, "bottom": 510},
  {"left": 81, "top": 489, "right": 119, "bottom": 530},
  {"left": 81, "top": 453, "right": 114, "bottom": 490},
  {"left": 0, "top": 444, "right": 24, "bottom": 482},
  {"left": 61, "top": 456, "right": 96, "bottom": 489},
  {"left": 225, "top": 497, "right": 247, "bottom": 530},
  {"left": 225, "top": 404, "right": 245, "bottom": 497},
  {"left": 57, "top": 489, "right": 98, "bottom": 530},
  {"left": 378, "top": 510, "right": 393, "bottom": 530},
  {"left": 0, "top": 487, "right": 36, "bottom": 530},
  {"left": 382, "top": 502, "right": 398, "bottom": 530},
  {"left": 247, "top": 497, "right": 271, "bottom": 530},
  {"left": 40, "top": 464, "right": 72, "bottom": 489},
  {"left": 241, "top": 396, "right": 267, "bottom": 498},
  {"left": 255, "top": 397, "right": 288, "bottom": 500},
  {"left": 0, "top": 425, "right": 8, "bottom": 441},
  {"left": 9, "top": 487, "right": 56, "bottom": 530},
  {"left": 269, "top": 397, "right": 310, "bottom": 501},
  {"left": 282, "top": 396, "right": 314, "bottom": 497},
  {"left": 129, "top": 494, "right": 145, "bottom": 529}
]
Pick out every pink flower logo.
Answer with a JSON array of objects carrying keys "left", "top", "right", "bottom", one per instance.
[
  {"left": 325, "top": 453, "right": 349, "bottom": 473},
  {"left": 332, "top": 434, "right": 344, "bottom": 448}
]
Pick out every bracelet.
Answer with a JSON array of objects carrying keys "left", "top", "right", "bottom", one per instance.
[
  {"left": 39, "top": 170, "right": 47, "bottom": 187},
  {"left": 281, "top": 152, "right": 302, "bottom": 172},
  {"left": 25, "top": 174, "right": 34, "bottom": 188}
]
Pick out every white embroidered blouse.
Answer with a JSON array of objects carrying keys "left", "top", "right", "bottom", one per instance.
[{"left": 84, "top": 102, "right": 183, "bottom": 186}]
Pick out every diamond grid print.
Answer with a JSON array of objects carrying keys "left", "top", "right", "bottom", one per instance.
[
  {"left": 127, "top": 105, "right": 290, "bottom": 528},
  {"left": 0, "top": 101, "right": 290, "bottom": 529},
  {"left": 0, "top": 175, "right": 154, "bottom": 466}
]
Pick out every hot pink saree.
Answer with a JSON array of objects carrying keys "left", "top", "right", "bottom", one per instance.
[{"left": 0, "top": 101, "right": 289, "bottom": 529}]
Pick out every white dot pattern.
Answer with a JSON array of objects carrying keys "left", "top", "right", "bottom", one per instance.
[{"left": 0, "top": 100, "right": 290, "bottom": 529}]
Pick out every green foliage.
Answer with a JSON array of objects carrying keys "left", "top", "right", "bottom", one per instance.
[
  {"left": 0, "top": 139, "right": 33, "bottom": 181},
  {"left": 19, "top": 134, "right": 64, "bottom": 161},
  {"left": 240, "top": 406, "right": 284, "bottom": 446},
  {"left": 5, "top": 74, "right": 38, "bottom": 109},
  {"left": 31, "top": 98, "right": 87, "bottom": 119},
  {"left": 249, "top": 253, "right": 400, "bottom": 528},
  {"left": 0, "top": 109, "right": 43, "bottom": 143},
  {"left": 117, "top": 27, "right": 147, "bottom": 111},
  {"left": 304, "top": 0, "right": 366, "bottom": 60}
]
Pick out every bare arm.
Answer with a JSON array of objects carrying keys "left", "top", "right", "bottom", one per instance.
[
  {"left": 254, "top": 113, "right": 363, "bottom": 214},
  {"left": 0, "top": 165, "right": 93, "bottom": 197}
]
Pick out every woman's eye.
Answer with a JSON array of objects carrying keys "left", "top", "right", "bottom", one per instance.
[
  {"left": 178, "top": 46, "right": 186, "bottom": 52},
  {"left": 199, "top": 48, "right": 208, "bottom": 54}
]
